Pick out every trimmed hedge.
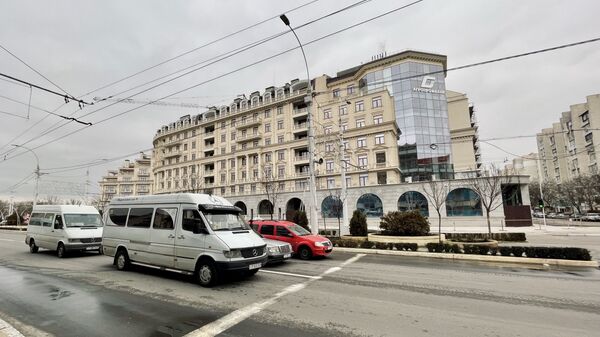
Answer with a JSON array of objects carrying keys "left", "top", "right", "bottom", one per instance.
[
  {"left": 395, "top": 243, "right": 418, "bottom": 251},
  {"left": 444, "top": 232, "right": 527, "bottom": 242}
]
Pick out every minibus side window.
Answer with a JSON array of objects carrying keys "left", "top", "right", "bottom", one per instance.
[
  {"left": 153, "top": 208, "right": 177, "bottom": 230},
  {"left": 108, "top": 208, "right": 129, "bottom": 226},
  {"left": 29, "top": 213, "right": 44, "bottom": 226},
  {"left": 42, "top": 213, "right": 54, "bottom": 227},
  {"left": 182, "top": 209, "right": 205, "bottom": 233},
  {"left": 127, "top": 208, "right": 153, "bottom": 228}
]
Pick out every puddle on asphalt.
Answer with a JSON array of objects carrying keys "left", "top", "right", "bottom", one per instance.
[
  {"left": 151, "top": 318, "right": 210, "bottom": 337},
  {"left": 48, "top": 286, "right": 74, "bottom": 300}
]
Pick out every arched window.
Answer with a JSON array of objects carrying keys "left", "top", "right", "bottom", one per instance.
[
  {"left": 264, "top": 92, "right": 272, "bottom": 103},
  {"left": 234, "top": 201, "right": 247, "bottom": 215},
  {"left": 446, "top": 188, "right": 482, "bottom": 216},
  {"left": 398, "top": 191, "right": 429, "bottom": 217},
  {"left": 276, "top": 89, "right": 284, "bottom": 99},
  {"left": 321, "top": 196, "right": 343, "bottom": 218},
  {"left": 251, "top": 96, "right": 259, "bottom": 107},
  {"left": 356, "top": 193, "right": 383, "bottom": 217},
  {"left": 258, "top": 200, "right": 274, "bottom": 215}
]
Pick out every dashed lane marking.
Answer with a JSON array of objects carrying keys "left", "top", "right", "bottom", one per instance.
[
  {"left": 258, "top": 269, "right": 321, "bottom": 280},
  {"left": 184, "top": 254, "right": 365, "bottom": 337}
]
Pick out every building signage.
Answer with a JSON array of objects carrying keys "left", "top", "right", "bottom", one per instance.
[{"left": 413, "top": 75, "right": 444, "bottom": 94}]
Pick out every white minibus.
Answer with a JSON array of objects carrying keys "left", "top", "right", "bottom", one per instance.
[
  {"left": 26, "top": 205, "right": 103, "bottom": 257},
  {"left": 102, "top": 193, "right": 267, "bottom": 287}
]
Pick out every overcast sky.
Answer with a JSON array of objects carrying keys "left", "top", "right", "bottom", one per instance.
[{"left": 1, "top": 0, "right": 599, "bottom": 201}]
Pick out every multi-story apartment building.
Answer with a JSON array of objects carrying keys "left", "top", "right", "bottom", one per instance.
[
  {"left": 505, "top": 153, "right": 540, "bottom": 181},
  {"left": 151, "top": 50, "right": 530, "bottom": 230},
  {"left": 98, "top": 153, "right": 153, "bottom": 209},
  {"left": 447, "top": 90, "right": 481, "bottom": 177},
  {"left": 537, "top": 94, "right": 600, "bottom": 183}
]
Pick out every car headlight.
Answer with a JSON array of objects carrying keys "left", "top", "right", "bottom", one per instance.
[
  {"left": 268, "top": 247, "right": 279, "bottom": 254},
  {"left": 68, "top": 239, "right": 80, "bottom": 243},
  {"left": 223, "top": 250, "right": 242, "bottom": 258},
  {"left": 314, "top": 241, "right": 324, "bottom": 247}
]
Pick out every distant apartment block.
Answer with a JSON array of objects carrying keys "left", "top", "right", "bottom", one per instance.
[
  {"left": 98, "top": 153, "right": 153, "bottom": 208},
  {"left": 447, "top": 90, "right": 481, "bottom": 178},
  {"left": 537, "top": 94, "right": 600, "bottom": 183}
]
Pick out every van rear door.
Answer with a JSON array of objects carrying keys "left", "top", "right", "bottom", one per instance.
[{"left": 149, "top": 207, "right": 178, "bottom": 268}]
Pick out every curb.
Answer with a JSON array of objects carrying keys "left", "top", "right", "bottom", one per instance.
[
  {"left": 0, "top": 227, "right": 26, "bottom": 232},
  {"left": 335, "top": 247, "right": 599, "bottom": 268},
  {"left": 549, "top": 233, "right": 600, "bottom": 237},
  {"left": 0, "top": 317, "right": 25, "bottom": 337}
]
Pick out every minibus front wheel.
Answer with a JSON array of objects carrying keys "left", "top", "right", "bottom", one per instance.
[
  {"left": 115, "top": 249, "right": 131, "bottom": 271},
  {"left": 195, "top": 258, "right": 218, "bottom": 287},
  {"left": 29, "top": 240, "right": 39, "bottom": 253}
]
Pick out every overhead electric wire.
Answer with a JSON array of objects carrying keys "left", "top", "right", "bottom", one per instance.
[
  {"left": 1, "top": 0, "right": 385, "bottom": 161},
  {"left": 314, "top": 36, "right": 600, "bottom": 96},
  {"left": 0, "top": 94, "right": 92, "bottom": 125},
  {"left": 0, "top": 43, "right": 74, "bottom": 97},
  {"left": 1, "top": 0, "right": 374, "bottom": 161},
  {"left": 79, "top": 0, "right": 322, "bottom": 97},
  {"left": 0, "top": 76, "right": 29, "bottom": 88},
  {"left": 0, "top": 109, "right": 27, "bottom": 120},
  {"left": 0, "top": 72, "right": 91, "bottom": 106}
]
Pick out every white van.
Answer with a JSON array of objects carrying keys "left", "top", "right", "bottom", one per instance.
[
  {"left": 102, "top": 193, "right": 267, "bottom": 287},
  {"left": 26, "top": 205, "right": 103, "bottom": 258}
]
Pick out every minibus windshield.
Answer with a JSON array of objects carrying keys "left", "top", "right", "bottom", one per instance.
[
  {"left": 63, "top": 214, "right": 103, "bottom": 228},
  {"left": 203, "top": 211, "right": 249, "bottom": 231}
]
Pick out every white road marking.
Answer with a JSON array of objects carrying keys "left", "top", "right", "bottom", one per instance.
[
  {"left": 258, "top": 269, "right": 321, "bottom": 280},
  {"left": 185, "top": 254, "right": 365, "bottom": 337},
  {"left": 0, "top": 317, "right": 25, "bottom": 337}
]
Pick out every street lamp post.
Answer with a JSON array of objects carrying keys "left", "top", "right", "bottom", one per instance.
[
  {"left": 12, "top": 144, "right": 41, "bottom": 208},
  {"left": 280, "top": 14, "right": 319, "bottom": 235}
]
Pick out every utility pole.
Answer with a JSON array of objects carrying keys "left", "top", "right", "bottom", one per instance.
[
  {"left": 339, "top": 101, "right": 350, "bottom": 236},
  {"left": 280, "top": 14, "right": 319, "bottom": 235},
  {"left": 12, "top": 144, "right": 40, "bottom": 208},
  {"left": 535, "top": 153, "right": 547, "bottom": 230}
]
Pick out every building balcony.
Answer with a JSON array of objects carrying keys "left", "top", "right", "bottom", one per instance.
[
  {"left": 164, "top": 150, "right": 182, "bottom": 158},
  {"left": 292, "top": 108, "right": 308, "bottom": 120},
  {"left": 236, "top": 117, "right": 262, "bottom": 129},
  {"left": 236, "top": 132, "right": 262, "bottom": 142},
  {"left": 204, "top": 169, "right": 215, "bottom": 176},
  {"left": 203, "top": 131, "right": 215, "bottom": 139},
  {"left": 295, "top": 171, "right": 309, "bottom": 177},
  {"left": 294, "top": 153, "right": 310, "bottom": 162}
]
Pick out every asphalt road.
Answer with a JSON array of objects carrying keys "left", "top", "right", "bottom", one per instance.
[{"left": 1, "top": 230, "right": 599, "bottom": 337}]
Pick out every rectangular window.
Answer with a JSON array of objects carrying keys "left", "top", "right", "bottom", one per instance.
[
  {"left": 265, "top": 153, "right": 272, "bottom": 162},
  {"left": 357, "top": 137, "right": 366, "bottom": 148},
  {"left": 231, "top": 132, "right": 236, "bottom": 140},
  {"left": 339, "top": 105, "right": 347, "bottom": 116},
  {"left": 377, "top": 171, "right": 387, "bottom": 185},
  {"left": 265, "top": 123, "right": 271, "bottom": 132},
  {"left": 347, "top": 85, "right": 355, "bottom": 95},
  {"left": 372, "top": 96, "right": 382, "bottom": 108},
  {"left": 341, "top": 123, "right": 348, "bottom": 132},
  {"left": 358, "top": 155, "right": 368, "bottom": 169},
  {"left": 323, "top": 109, "right": 332, "bottom": 119},
  {"left": 375, "top": 134, "right": 385, "bottom": 145},
  {"left": 359, "top": 174, "right": 368, "bottom": 186},
  {"left": 585, "top": 133, "right": 593, "bottom": 143},
  {"left": 191, "top": 141, "right": 196, "bottom": 149},
  {"left": 327, "top": 177, "right": 335, "bottom": 189},
  {"left": 356, "top": 119, "right": 365, "bottom": 128},
  {"left": 373, "top": 115, "right": 383, "bottom": 124},
  {"left": 278, "top": 135, "right": 284, "bottom": 143},
  {"left": 278, "top": 150, "right": 285, "bottom": 160},
  {"left": 355, "top": 100, "right": 364, "bottom": 112},
  {"left": 376, "top": 152, "right": 386, "bottom": 164},
  {"left": 324, "top": 126, "right": 332, "bottom": 134},
  {"left": 231, "top": 173, "right": 235, "bottom": 182},
  {"left": 277, "top": 106, "right": 283, "bottom": 115},
  {"left": 581, "top": 111, "right": 590, "bottom": 125},
  {"left": 278, "top": 166, "right": 285, "bottom": 177},
  {"left": 265, "top": 138, "right": 271, "bottom": 145},
  {"left": 326, "top": 160, "right": 334, "bottom": 173},
  {"left": 221, "top": 134, "right": 226, "bottom": 142},
  {"left": 277, "top": 120, "right": 284, "bottom": 130},
  {"left": 333, "top": 89, "right": 340, "bottom": 98},
  {"left": 325, "top": 143, "right": 334, "bottom": 152},
  {"left": 264, "top": 109, "right": 271, "bottom": 118},
  {"left": 127, "top": 208, "right": 153, "bottom": 228}
]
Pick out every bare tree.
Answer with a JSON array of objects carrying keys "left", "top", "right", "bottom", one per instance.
[
  {"left": 39, "top": 195, "right": 61, "bottom": 205},
  {"left": 260, "top": 164, "right": 280, "bottom": 220},
  {"left": 467, "top": 165, "right": 512, "bottom": 236},
  {"left": 422, "top": 179, "right": 451, "bottom": 243}
]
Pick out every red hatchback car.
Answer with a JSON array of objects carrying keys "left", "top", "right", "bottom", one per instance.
[{"left": 250, "top": 220, "right": 332, "bottom": 259}]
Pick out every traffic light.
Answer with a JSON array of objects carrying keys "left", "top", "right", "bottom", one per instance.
[{"left": 538, "top": 198, "right": 544, "bottom": 208}]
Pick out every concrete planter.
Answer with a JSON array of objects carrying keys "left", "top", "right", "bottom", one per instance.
[
  {"left": 367, "top": 233, "right": 445, "bottom": 246},
  {"left": 340, "top": 235, "right": 368, "bottom": 241}
]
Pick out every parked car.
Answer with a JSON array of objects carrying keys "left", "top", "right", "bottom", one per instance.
[
  {"left": 250, "top": 220, "right": 332, "bottom": 260},
  {"left": 581, "top": 213, "right": 600, "bottom": 222},
  {"left": 262, "top": 236, "right": 293, "bottom": 264}
]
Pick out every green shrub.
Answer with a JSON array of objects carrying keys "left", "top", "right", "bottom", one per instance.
[
  {"left": 425, "top": 242, "right": 443, "bottom": 253},
  {"left": 462, "top": 244, "right": 475, "bottom": 254},
  {"left": 292, "top": 211, "right": 310, "bottom": 232},
  {"left": 387, "top": 242, "right": 395, "bottom": 250},
  {"left": 338, "top": 239, "right": 358, "bottom": 248},
  {"left": 499, "top": 246, "right": 512, "bottom": 256},
  {"left": 408, "top": 243, "right": 418, "bottom": 251},
  {"left": 444, "top": 232, "right": 527, "bottom": 242},
  {"left": 379, "top": 211, "right": 430, "bottom": 236},
  {"left": 476, "top": 246, "right": 490, "bottom": 255},
  {"left": 489, "top": 247, "right": 498, "bottom": 256},
  {"left": 359, "top": 240, "right": 373, "bottom": 249},
  {"left": 563, "top": 247, "right": 591, "bottom": 261},
  {"left": 511, "top": 246, "right": 524, "bottom": 257},
  {"left": 374, "top": 242, "right": 389, "bottom": 250},
  {"left": 349, "top": 210, "right": 368, "bottom": 236}
]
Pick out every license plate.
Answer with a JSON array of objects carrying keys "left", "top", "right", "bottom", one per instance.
[
  {"left": 283, "top": 253, "right": 291, "bottom": 259},
  {"left": 249, "top": 263, "right": 262, "bottom": 270},
  {"left": 86, "top": 246, "right": 99, "bottom": 250}
]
